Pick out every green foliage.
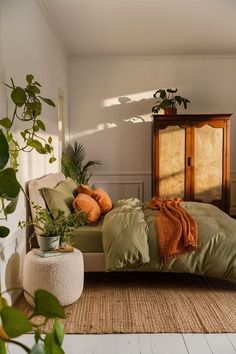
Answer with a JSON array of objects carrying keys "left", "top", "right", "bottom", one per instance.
[
  {"left": 34, "top": 290, "right": 65, "bottom": 319},
  {"left": 1, "top": 307, "right": 32, "bottom": 338},
  {"left": 19, "top": 204, "right": 87, "bottom": 245},
  {"left": 0, "top": 289, "right": 65, "bottom": 353},
  {"left": 0, "top": 168, "right": 20, "bottom": 198},
  {"left": 0, "top": 75, "right": 66, "bottom": 353},
  {"left": 0, "top": 227, "right": 9, "bottom": 238},
  {"left": 0, "top": 339, "right": 7, "bottom": 354},
  {"left": 152, "top": 88, "right": 190, "bottom": 114},
  {"left": 61, "top": 142, "right": 100, "bottom": 184},
  {"left": 0, "top": 74, "right": 56, "bottom": 237}
]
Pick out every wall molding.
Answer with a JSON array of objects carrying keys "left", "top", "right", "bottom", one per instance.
[
  {"left": 93, "top": 171, "right": 151, "bottom": 177},
  {"left": 93, "top": 170, "right": 236, "bottom": 213},
  {"left": 70, "top": 54, "right": 236, "bottom": 62},
  {"left": 95, "top": 180, "right": 144, "bottom": 201}
]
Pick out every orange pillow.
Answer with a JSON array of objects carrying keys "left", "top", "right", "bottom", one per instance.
[
  {"left": 91, "top": 187, "right": 112, "bottom": 214},
  {"left": 77, "top": 184, "right": 93, "bottom": 196},
  {"left": 73, "top": 193, "right": 101, "bottom": 224}
]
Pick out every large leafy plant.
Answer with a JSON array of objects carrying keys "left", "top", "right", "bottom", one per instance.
[
  {"left": 19, "top": 205, "right": 88, "bottom": 246},
  {"left": 0, "top": 75, "right": 56, "bottom": 238},
  {"left": 0, "top": 75, "right": 67, "bottom": 353},
  {"left": 0, "top": 288, "right": 65, "bottom": 353},
  {"left": 152, "top": 88, "right": 190, "bottom": 114},
  {"left": 61, "top": 142, "right": 100, "bottom": 184}
]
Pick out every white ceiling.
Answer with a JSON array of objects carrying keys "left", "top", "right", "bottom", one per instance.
[{"left": 40, "top": 0, "right": 236, "bottom": 57}]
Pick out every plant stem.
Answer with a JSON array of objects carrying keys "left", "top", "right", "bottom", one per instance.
[{"left": 6, "top": 339, "right": 31, "bottom": 353}]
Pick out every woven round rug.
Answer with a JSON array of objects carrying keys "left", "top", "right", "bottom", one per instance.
[{"left": 14, "top": 272, "right": 236, "bottom": 333}]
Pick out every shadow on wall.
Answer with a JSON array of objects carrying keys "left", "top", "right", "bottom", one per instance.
[
  {"left": 5, "top": 252, "right": 21, "bottom": 302},
  {"left": 73, "top": 95, "right": 156, "bottom": 138}
]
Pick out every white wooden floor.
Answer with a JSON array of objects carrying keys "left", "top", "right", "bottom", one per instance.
[{"left": 8, "top": 334, "right": 236, "bottom": 354}]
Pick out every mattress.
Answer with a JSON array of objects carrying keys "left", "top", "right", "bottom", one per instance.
[{"left": 72, "top": 219, "right": 103, "bottom": 253}]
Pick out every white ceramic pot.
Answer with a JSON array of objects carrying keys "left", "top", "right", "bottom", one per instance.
[{"left": 36, "top": 235, "right": 60, "bottom": 251}]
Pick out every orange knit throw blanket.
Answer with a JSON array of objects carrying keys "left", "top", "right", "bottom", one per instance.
[{"left": 149, "top": 197, "right": 198, "bottom": 263}]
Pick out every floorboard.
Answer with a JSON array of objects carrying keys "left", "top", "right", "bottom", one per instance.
[
  {"left": 204, "top": 334, "right": 236, "bottom": 354},
  {"left": 183, "top": 334, "right": 212, "bottom": 354},
  {"left": 149, "top": 333, "right": 189, "bottom": 354},
  {"left": 8, "top": 334, "right": 236, "bottom": 354}
]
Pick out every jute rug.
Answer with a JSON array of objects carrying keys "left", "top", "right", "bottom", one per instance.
[{"left": 14, "top": 272, "right": 236, "bottom": 333}]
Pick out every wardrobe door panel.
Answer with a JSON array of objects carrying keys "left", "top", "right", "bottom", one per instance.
[
  {"left": 194, "top": 125, "right": 223, "bottom": 202},
  {"left": 159, "top": 125, "right": 186, "bottom": 198}
]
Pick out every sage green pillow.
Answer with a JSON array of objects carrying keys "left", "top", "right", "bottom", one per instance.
[
  {"left": 55, "top": 179, "right": 74, "bottom": 196},
  {"left": 41, "top": 187, "right": 74, "bottom": 219},
  {"left": 62, "top": 177, "right": 78, "bottom": 196}
]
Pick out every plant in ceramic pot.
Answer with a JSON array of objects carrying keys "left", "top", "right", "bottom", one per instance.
[
  {"left": 152, "top": 88, "right": 190, "bottom": 115},
  {"left": 19, "top": 205, "right": 88, "bottom": 251}
]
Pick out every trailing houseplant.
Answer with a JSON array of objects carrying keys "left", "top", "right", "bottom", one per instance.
[
  {"left": 152, "top": 88, "right": 190, "bottom": 115},
  {"left": 0, "top": 75, "right": 67, "bottom": 353},
  {"left": 0, "top": 288, "right": 66, "bottom": 353},
  {"left": 61, "top": 142, "right": 100, "bottom": 185},
  {"left": 0, "top": 74, "right": 56, "bottom": 238},
  {"left": 19, "top": 205, "right": 88, "bottom": 250}
]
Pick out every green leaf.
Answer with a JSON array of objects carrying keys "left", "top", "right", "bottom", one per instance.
[
  {"left": 34, "top": 289, "right": 65, "bottom": 319},
  {"left": 34, "top": 329, "right": 41, "bottom": 343},
  {"left": 0, "top": 227, "right": 10, "bottom": 238},
  {"left": 39, "top": 96, "right": 56, "bottom": 107},
  {"left": 53, "top": 319, "right": 64, "bottom": 346},
  {"left": 27, "top": 139, "right": 46, "bottom": 154},
  {"left": 49, "top": 157, "right": 56, "bottom": 164},
  {"left": 33, "top": 126, "right": 40, "bottom": 132},
  {"left": 11, "top": 87, "right": 26, "bottom": 107},
  {"left": 5, "top": 195, "right": 19, "bottom": 214},
  {"left": 37, "top": 120, "right": 46, "bottom": 131},
  {"left": 0, "top": 297, "right": 8, "bottom": 312},
  {"left": 0, "top": 339, "right": 6, "bottom": 354},
  {"left": 0, "top": 130, "right": 9, "bottom": 169},
  {"left": 0, "top": 118, "right": 11, "bottom": 129},
  {"left": 167, "top": 88, "right": 177, "bottom": 93},
  {"left": 44, "top": 333, "right": 65, "bottom": 354},
  {"left": 30, "top": 342, "right": 45, "bottom": 354},
  {"left": 26, "top": 74, "right": 34, "bottom": 84},
  {"left": 1, "top": 306, "right": 32, "bottom": 338},
  {"left": 48, "top": 137, "right": 52, "bottom": 144},
  {"left": 0, "top": 168, "right": 21, "bottom": 198},
  {"left": 45, "top": 144, "right": 52, "bottom": 153}
]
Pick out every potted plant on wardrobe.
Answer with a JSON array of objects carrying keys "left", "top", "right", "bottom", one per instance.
[
  {"left": 0, "top": 74, "right": 66, "bottom": 353},
  {"left": 152, "top": 88, "right": 190, "bottom": 115}
]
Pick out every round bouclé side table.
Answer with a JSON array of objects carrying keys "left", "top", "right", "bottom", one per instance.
[{"left": 23, "top": 248, "right": 84, "bottom": 306}]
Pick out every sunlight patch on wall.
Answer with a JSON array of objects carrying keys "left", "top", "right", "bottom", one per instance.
[
  {"left": 71, "top": 122, "right": 118, "bottom": 139},
  {"left": 124, "top": 114, "right": 152, "bottom": 123},
  {"left": 103, "top": 90, "right": 154, "bottom": 107}
]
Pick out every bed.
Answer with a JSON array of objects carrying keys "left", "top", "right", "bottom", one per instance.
[
  {"left": 28, "top": 172, "right": 236, "bottom": 280},
  {"left": 28, "top": 172, "right": 105, "bottom": 272}
]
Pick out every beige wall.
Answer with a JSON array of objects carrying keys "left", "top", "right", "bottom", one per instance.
[
  {"left": 0, "top": 0, "right": 69, "bottom": 302},
  {"left": 69, "top": 57, "right": 236, "bottom": 207}
]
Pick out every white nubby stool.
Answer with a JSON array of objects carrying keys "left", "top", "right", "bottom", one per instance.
[{"left": 23, "top": 249, "right": 84, "bottom": 306}]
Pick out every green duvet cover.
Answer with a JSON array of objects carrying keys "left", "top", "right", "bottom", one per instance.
[{"left": 102, "top": 198, "right": 236, "bottom": 280}]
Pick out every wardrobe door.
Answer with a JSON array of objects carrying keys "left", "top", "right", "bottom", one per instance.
[
  {"left": 194, "top": 122, "right": 224, "bottom": 204},
  {"left": 155, "top": 125, "right": 187, "bottom": 199}
]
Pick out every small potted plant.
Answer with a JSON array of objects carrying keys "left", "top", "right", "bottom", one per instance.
[
  {"left": 19, "top": 205, "right": 88, "bottom": 251},
  {"left": 152, "top": 88, "right": 190, "bottom": 115}
]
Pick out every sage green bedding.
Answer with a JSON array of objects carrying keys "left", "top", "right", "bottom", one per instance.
[
  {"left": 72, "top": 219, "right": 103, "bottom": 253},
  {"left": 102, "top": 198, "right": 236, "bottom": 280},
  {"left": 102, "top": 198, "right": 150, "bottom": 270}
]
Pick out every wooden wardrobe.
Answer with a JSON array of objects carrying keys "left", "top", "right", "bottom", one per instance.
[{"left": 152, "top": 114, "right": 231, "bottom": 212}]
